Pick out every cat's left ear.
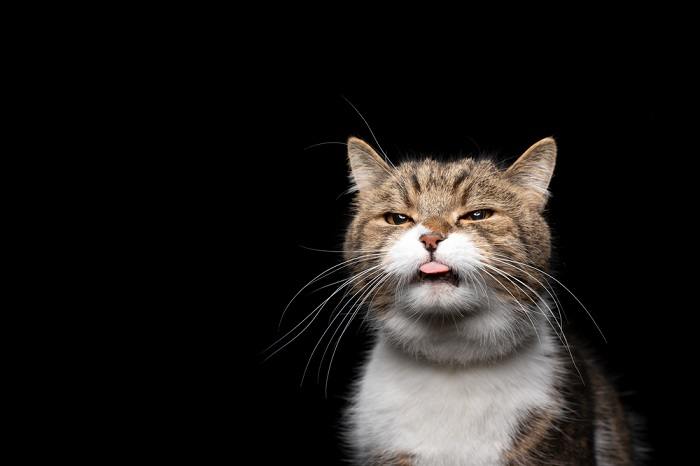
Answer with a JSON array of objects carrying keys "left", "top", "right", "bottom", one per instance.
[{"left": 506, "top": 137, "right": 557, "bottom": 210}]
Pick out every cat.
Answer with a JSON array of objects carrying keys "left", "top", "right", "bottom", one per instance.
[{"left": 338, "top": 137, "right": 639, "bottom": 465}]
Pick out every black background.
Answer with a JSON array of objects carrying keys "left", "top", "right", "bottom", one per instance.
[
  {"left": 193, "top": 57, "right": 695, "bottom": 464},
  {"left": 18, "top": 13, "right": 698, "bottom": 465}
]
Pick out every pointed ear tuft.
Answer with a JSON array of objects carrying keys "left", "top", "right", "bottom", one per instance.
[
  {"left": 347, "top": 137, "right": 392, "bottom": 193},
  {"left": 506, "top": 137, "right": 557, "bottom": 209}
]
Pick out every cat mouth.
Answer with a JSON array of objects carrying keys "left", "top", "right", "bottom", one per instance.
[{"left": 416, "top": 261, "right": 459, "bottom": 286}]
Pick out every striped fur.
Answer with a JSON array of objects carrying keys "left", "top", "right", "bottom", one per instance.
[{"left": 340, "top": 137, "right": 638, "bottom": 465}]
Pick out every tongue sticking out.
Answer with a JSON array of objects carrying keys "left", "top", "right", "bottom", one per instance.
[{"left": 419, "top": 261, "right": 450, "bottom": 274}]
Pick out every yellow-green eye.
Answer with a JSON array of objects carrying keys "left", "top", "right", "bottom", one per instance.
[
  {"left": 460, "top": 209, "right": 494, "bottom": 221},
  {"left": 384, "top": 213, "right": 412, "bottom": 225}
]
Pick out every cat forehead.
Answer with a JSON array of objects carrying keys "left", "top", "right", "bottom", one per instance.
[
  {"left": 363, "top": 157, "right": 514, "bottom": 213},
  {"left": 396, "top": 158, "right": 498, "bottom": 186}
]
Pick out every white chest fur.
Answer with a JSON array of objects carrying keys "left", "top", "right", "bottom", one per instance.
[{"left": 349, "top": 333, "right": 561, "bottom": 466}]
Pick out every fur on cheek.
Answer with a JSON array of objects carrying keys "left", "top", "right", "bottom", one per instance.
[
  {"left": 433, "top": 231, "right": 483, "bottom": 277},
  {"left": 381, "top": 224, "right": 430, "bottom": 281}
]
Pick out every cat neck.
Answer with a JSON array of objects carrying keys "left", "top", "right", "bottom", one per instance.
[
  {"left": 378, "top": 297, "right": 556, "bottom": 367},
  {"left": 379, "top": 321, "right": 557, "bottom": 371}
]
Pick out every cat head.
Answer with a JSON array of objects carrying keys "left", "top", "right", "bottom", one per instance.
[{"left": 343, "top": 137, "right": 557, "bottom": 364}]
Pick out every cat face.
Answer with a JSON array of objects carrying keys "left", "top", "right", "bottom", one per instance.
[{"left": 343, "top": 137, "right": 557, "bottom": 364}]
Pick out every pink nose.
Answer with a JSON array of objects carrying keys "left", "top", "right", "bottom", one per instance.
[{"left": 419, "top": 233, "right": 444, "bottom": 251}]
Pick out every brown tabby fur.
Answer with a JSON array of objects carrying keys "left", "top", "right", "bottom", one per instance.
[
  {"left": 345, "top": 138, "right": 553, "bottom": 304},
  {"left": 342, "top": 137, "right": 638, "bottom": 464}
]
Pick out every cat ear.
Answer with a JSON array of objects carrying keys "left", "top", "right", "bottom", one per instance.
[
  {"left": 506, "top": 137, "right": 557, "bottom": 209},
  {"left": 347, "top": 137, "right": 392, "bottom": 193}
]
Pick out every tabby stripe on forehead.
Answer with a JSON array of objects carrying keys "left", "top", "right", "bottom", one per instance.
[
  {"left": 452, "top": 170, "right": 468, "bottom": 190},
  {"left": 460, "top": 182, "right": 473, "bottom": 204},
  {"left": 378, "top": 190, "right": 393, "bottom": 202},
  {"left": 399, "top": 183, "right": 411, "bottom": 205},
  {"left": 428, "top": 167, "right": 438, "bottom": 188},
  {"left": 411, "top": 174, "right": 421, "bottom": 194}
]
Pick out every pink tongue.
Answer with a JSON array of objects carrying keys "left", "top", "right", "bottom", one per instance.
[{"left": 419, "top": 261, "right": 450, "bottom": 274}]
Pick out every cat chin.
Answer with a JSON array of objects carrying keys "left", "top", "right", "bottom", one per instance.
[{"left": 399, "top": 282, "right": 482, "bottom": 314}]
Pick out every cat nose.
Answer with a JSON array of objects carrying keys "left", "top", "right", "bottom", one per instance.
[{"left": 419, "top": 233, "right": 444, "bottom": 251}]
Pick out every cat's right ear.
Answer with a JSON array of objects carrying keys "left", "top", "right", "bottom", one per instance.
[
  {"left": 505, "top": 137, "right": 557, "bottom": 210},
  {"left": 347, "top": 137, "right": 392, "bottom": 193}
]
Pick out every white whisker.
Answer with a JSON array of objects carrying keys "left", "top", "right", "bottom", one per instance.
[
  {"left": 324, "top": 273, "right": 392, "bottom": 396},
  {"left": 492, "top": 254, "right": 606, "bottom": 342},
  {"left": 265, "top": 265, "right": 382, "bottom": 359},
  {"left": 299, "top": 268, "right": 386, "bottom": 386},
  {"left": 478, "top": 266, "right": 541, "bottom": 344},
  {"left": 342, "top": 96, "right": 397, "bottom": 170},
  {"left": 480, "top": 262, "right": 582, "bottom": 382},
  {"left": 278, "top": 253, "right": 383, "bottom": 328}
]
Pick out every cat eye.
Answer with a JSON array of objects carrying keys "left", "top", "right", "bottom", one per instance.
[
  {"left": 384, "top": 213, "right": 413, "bottom": 225},
  {"left": 460, "top": 209, "right": 494, "bottom": 221}
]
